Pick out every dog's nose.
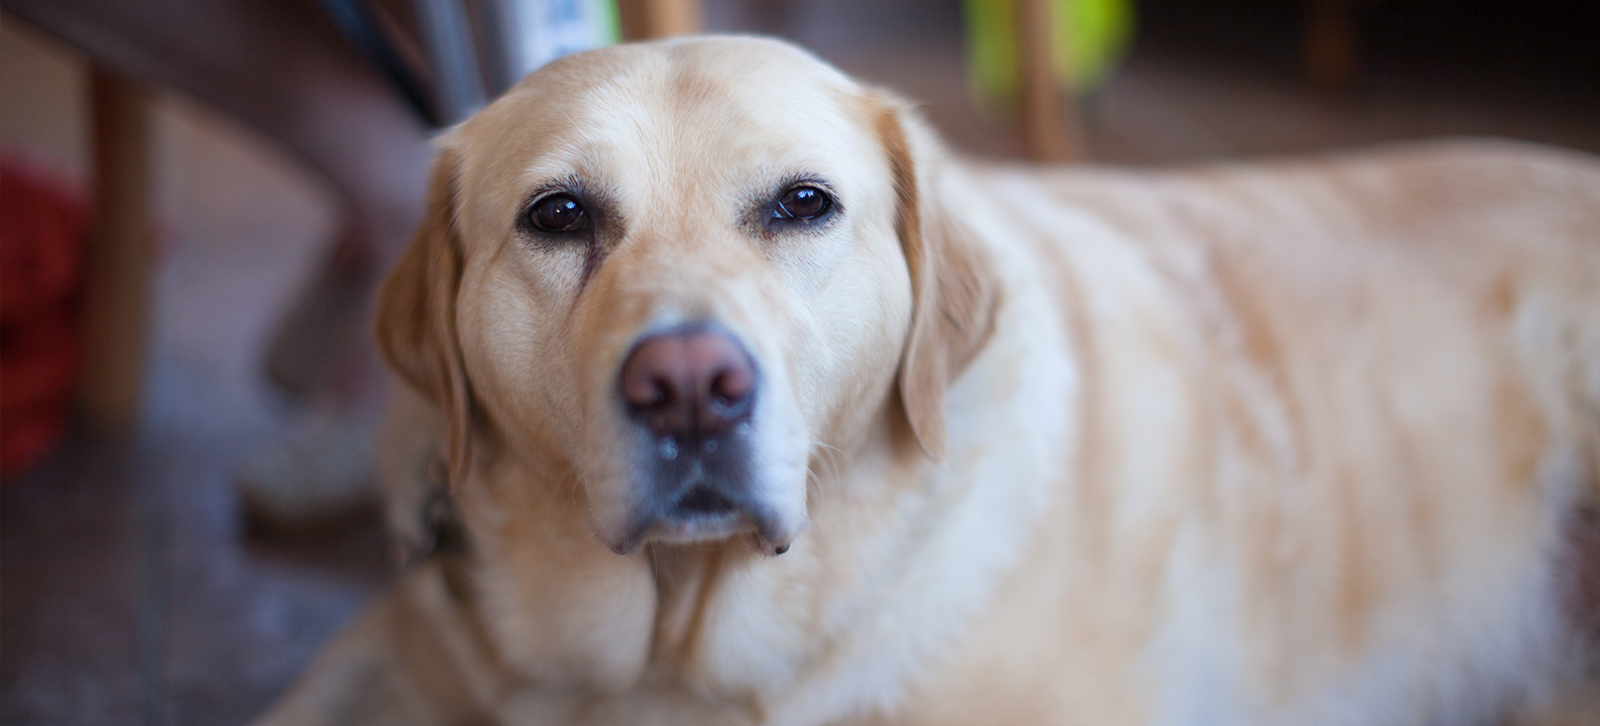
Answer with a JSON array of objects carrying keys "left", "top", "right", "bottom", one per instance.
[{"left": 619, "top": 328, "right": 755, "bottom": 439}]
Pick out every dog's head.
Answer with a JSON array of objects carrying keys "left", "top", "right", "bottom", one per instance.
[{"left": 375, "top": 37, "right": 997, "bottom": 556}]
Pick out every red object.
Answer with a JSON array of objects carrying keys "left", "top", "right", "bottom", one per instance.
[{"left": 1, "top": 155, "right": 88, "bottom": 477}]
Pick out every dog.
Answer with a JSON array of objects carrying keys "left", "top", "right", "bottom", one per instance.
[{"left": 253, "top": 36, "right": 1600, "bottom": 725}]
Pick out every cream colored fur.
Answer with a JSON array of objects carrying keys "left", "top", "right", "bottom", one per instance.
[{"left": 254, "top": 37, "right": 1600, "bottom": 726}]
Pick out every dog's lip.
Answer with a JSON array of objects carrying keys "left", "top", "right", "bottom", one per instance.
[
  {"left": 649, "top": 510, "right": 755, "bottom": 544},
  {"left": 606, "top": 508, "right": 794, "bottom": 555}
]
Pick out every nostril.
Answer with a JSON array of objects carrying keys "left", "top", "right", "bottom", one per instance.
[
  {"left": 711, "top": 365, "right": 753, "bottom": 403},
  {"left": 705, "top": 367, "right": 753, "bottom": 421},
  {"left": 621, "top": 369, "right": 672, "bottom": 411}
]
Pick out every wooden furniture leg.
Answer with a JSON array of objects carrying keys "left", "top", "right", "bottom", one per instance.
[
  {"left": 1305, "top": 0, "right": 1357, "bottom": 92},
  {"left": 1016, "top": 0, "right": 1082, "bottom": 162},
  {"left": 80, "top": 65, "right": 151, "bottom": 431},
  {"left": 617, "top": 0, "right": 702, "bottom": 41}
]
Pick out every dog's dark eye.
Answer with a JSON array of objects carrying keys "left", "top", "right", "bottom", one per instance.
[
  {"left": 774, "top": 186, "right": 831, "bottom": 221},
  {"left": 528, "top": 194, "right": 587, "bottom": 233}
]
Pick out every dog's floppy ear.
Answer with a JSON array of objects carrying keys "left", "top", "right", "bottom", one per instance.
[
  {"left": 873, "top": 95, "right": 1001, "bottom": 461},
  {"left": 374, "top": 139, "right": 475, "bottom": 490}
]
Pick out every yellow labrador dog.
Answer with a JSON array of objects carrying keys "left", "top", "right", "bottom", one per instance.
[{"left": 255, "top": 37, "right": 1600, "bottom": 726}]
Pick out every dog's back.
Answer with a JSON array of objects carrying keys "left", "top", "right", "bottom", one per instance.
[{"left": 891, "top": 139, "right": 1600, "bottom": 725}]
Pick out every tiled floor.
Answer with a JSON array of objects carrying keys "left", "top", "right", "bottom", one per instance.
[{"left": 3, "top": 1, "right": 1597, "bottom": 724}]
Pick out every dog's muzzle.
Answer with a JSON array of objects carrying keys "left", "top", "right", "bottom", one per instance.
[{"left": 612, "top": 325, "right": 787, "bottom": 553}]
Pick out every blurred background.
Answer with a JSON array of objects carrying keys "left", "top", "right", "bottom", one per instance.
[{"left": 2, "top": 1, "right": 1597, "bottom": 723}]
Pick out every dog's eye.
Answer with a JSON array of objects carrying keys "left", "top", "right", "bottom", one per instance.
[
  {"left": 774, "top": 186, "right": 832, "bottom": 221},
  {"left": 528, "top": 194, "right": 587, "bottom": 233}
]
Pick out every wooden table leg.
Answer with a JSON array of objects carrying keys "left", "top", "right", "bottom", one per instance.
[
  {"left": 617, "top": 0, "right": 703, "bottom": 41},
  {"left": 1016, "top": 0, "right": 1082, "bottom": 162},
  {"left": 1305, "top": 0, "right": 1357, "bottom": 93},
  {"left": 80, "top": 65, "right": 152, "bottom": 431}
]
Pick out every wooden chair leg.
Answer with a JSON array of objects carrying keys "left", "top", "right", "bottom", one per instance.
[
  {"left": 1305, "top": 0, "right": 1357, "bottom": 92},
  {"left": 80, "top": 65, "right": 152, "bottom": 431},
  {"left": 1016, "top": 0, "right": 1082, "bottom": 162},
  {"left": 617, "top": 0, "right": 703, "bottom": 41}
]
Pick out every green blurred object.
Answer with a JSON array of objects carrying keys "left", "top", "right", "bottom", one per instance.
[{"left": 965, "top": 0, "right": 1134, "bottom": 115}]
